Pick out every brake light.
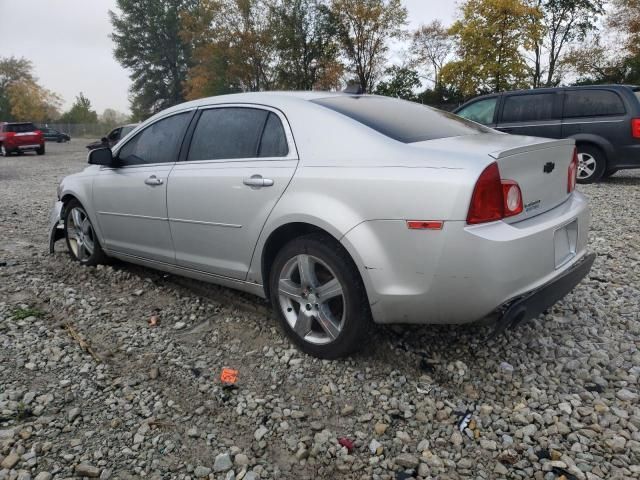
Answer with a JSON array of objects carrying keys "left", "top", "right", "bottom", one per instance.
[
  {"left": 568, "top": 148, "right": 578, "bottom": 193},
  {"left": 632, "top": 118, "right": 640, "bottom": 139},
  {"left": 467, "top": 162, "right": 523, "bottom": 224},
  {"left": 3, "top": 132, "right": 15, "bottom": 144}
]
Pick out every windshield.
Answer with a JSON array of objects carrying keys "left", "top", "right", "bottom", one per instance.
[
  {"left": 312, "top": 96, "right": 492, "bottom": 143},
  {"left": 6, "top": 123, "right": 36, "bottom": 133}
]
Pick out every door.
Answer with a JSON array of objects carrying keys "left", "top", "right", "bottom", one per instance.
[
  {"left": 92, "top": 111, "right": 193, "bottom": 263},
  {"left": 496, "top": 92, "right": 562, "bottom": 138},
  {"left": 455, "top": 96, "right": 499, "bottom": 127},
  {"left": 167, "top": 106, "right": 298, "bottom": 280}
]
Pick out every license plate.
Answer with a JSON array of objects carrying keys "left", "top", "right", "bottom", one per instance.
[{"left": 554, "top": 219, "right": 578, "bottom": 268}]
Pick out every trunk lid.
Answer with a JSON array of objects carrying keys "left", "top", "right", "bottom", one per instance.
[{"left": 411, "top": 133, "right": 576, "bottom": 222}]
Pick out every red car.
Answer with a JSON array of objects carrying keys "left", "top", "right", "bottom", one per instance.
[{"left": 0, "top": 122, "right": 45, "bottom": 156}]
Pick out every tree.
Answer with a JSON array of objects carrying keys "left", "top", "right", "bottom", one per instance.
[
  {"left": 411, "top": 20, "right": 453, "bottom": 89},
  {"left": 374, "top": 66, "right": 420, "bottom": 100},
  {"left": 110, "top": 0, "right": 194, "bottom": 119},
  {"left": 609, "top": 0, "right": 640, "bottom": 56},
  {"left": 7, "top": 81, "right": 61, "bottom": 122},
  {"left": 100, "top": 108, "right": 130, "bottom": 128},
  {"left": 60, "top": 93, "right": 98, "bottom": 124},
  {"left": 269, "top": 0, "right": 342, "bottom": 90},
  {"left": 329, "top": 0, "right": 407, "bottom": 93},
  {"left": 528, "top": 0, "right": 604, "bottom": 88},
  {"left": 441, "top": 0, "right": 541, "bottom": 97},
  {"left": 0, "top": 57, "right": 36, "bottom": 121},
  {"left": 181, "top": 0, "right": 277, "bottom": 99}
]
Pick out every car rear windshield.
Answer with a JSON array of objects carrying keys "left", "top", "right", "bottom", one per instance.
[
  {"left": 5, "top": 123, "right": 36, "bottom": 133},
  {"left": 311, "top": 96, "right": 492, "bottom": 143}
]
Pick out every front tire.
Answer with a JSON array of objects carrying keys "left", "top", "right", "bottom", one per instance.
[
  {"left": 576, "top": 145, "right": 606, "bottom": 184},
  {"left": 269, "top": 233, "right": 371, "bottom": 359},
  {"left": 64, "top": 200, "right": 107, "bottom": 266},
  {"left": 36, "top": 145, "right": 45, "bottom": 155}
]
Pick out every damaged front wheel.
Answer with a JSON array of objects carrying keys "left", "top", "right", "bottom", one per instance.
[{"left": 64, "top": 199, "right": 107, "bottom": 266}]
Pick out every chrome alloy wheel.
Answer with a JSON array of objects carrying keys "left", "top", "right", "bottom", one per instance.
[
  {"left": 67, "top": 206, "right": 96, "bottom": 261},
  {"left": 577, "top": 152, "right": 597, "bottom": 180},
  {"left": 277, "top": 254, "right": 345, "bottom": 345}
]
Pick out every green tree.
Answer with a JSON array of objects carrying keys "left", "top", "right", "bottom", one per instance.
[
  {"left": 110, "top": 0, "right": 194, "bottom": 119},
  {"left": 60, "top": 93, "right": 99, "bottom": 124},
  {"left": 442, "top": 0, "right": 541, "bottom": 97},
  {"left": 0, "top": 57, "right": 36, "bottom": 121},
  {"left": 374, "top": 66, "right": 420, "bottom": 100},
  {"left": 329, "top": 0, "right": 407, "bottom": 93},
  {"left": 528, "top": 0, "right": 605, "bottom": 87},
  {"left": 7, "top": 81, "right": 61, "bottom": 122},
  {"left": 269, "top": 0, "right": 342, "bottom": 90}
]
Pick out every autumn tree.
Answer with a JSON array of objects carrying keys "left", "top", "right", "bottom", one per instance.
[
  {"left": 374, "top": 66, "right": 420, "bottom": 100},
  {"left": 181, "top": 0, "right": 277, "bottom": 99},
  {"left": 609, "top": 0, "right": 640, "bottom": 55},
  {"left": 110, "top": 0, "right": 194, "bottom": 119},
  {"left": 269, "top": 0, "right": 342, "bottom": 90},
  {"left": 328, "top": 0, "right": 407, "bottom": 93},
  {"left": 60, "top": 93, "right": 99, "bottom": 124},
  {"left": 7, "top": 81, "right": 61, "bottom": 122},
  {"left": 441, "top": 0, "right": 541, "bottom": 97},
  {"left": 528, "top": 0, "right": 604, "bottom": 87},
  {"left": 0, "top": 57, "right": 36, "bottom": 121},
  {"left": 411, "top": 20, "right": 453, "bottom": 89}
]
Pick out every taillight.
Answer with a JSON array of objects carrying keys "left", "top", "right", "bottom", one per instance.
[
  {"left": 568, "top": 148, "right": 578, "bottom": 193},
  {"left": 4, "top": 132, "right": 15, "bottom": 144},
  {"left": 467, "top": 162, "right": 523, "bottom": 224},
  {"left": 632, "top": 118, "right": 640, "bottom": 139},
  {"left": 502, "top": 180, "right": 523, "bottom": 217}
]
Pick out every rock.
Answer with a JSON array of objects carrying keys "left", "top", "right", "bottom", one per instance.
[
  {"left": 194, "top": 466, "right": 211, "bottom": 477},
  {"left": 1, "top": 451, "right": 20, "bottom": 469},
  {"left": 450, "top": 431, "right": 463, "bottom": 446},
  {"left": 75, "top": 464, "right": 101, "bottom": 477},
  {"left": 243, "top": 472, "right": 258, "bottom": 480},
  {"left": 558, "top": 402, "right": 572, "bottom": 415},
  {"left": 68, "top": 407, "right": 81, "bottom": 422},
  {"left": 213, "top": 453, "right": 233, "bottom": 472},
  {"left": 395, "top": 453, "right": 419, "bottom": 469},
  {"left": 499, "top": 361, "right": 514, "bottom": 372},
  {"left": 606, "top": 435, "right": 626, "bottom": 452},
  {"left": 494, "top": 462, "right": 509, "bottom": 475},
  {"left": 480, "top": 439, "right": 497, "bottom": 450},
  {"left": 149, "top": 367, "right": 159, "bottom": 379},
  {"left": 234, "top": 453, "right": 249, "bottom": 466},
  {"left": 173, "top": 321, "right": 186, "bottom": 330},
  {"left": 417, "top": 439, "right": 429, "bottom": 452},
  {"left": 396, "top": 431, "right": 411, "bottom": 443},
  {"left": 187, "top": 427, "right": 199, "bottom": 438},
  {"left": 616, "top": 389, "right": 638, "bottom": 402},
  {"left": 369, "top": 439, "right": 383, "bottom": 455},
  {"left": 374, "top": 422, "right": 388, "bottom": 435},
  {"left": 341, "top": 405, "right": 354, "bottom": 416},
  {"left": 34, "top": 474, "right": 52, "bottom": 480},
  {"left": 254, "top": 426, "right": 268, "bottom": 441}
]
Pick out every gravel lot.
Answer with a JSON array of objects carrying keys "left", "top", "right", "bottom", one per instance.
[{"left": 1, "top": 140, "right": 639, "bottom": 480}]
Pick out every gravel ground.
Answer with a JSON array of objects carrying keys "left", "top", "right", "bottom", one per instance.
[{"left": 1, "top": 140, "right": 639, "bottom": 480}]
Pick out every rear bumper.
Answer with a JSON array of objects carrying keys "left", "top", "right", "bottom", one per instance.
[
  {"left": 493, "top": 252, "right": 595, "bottom": 334},
  {"left": 342, "top": 192, "right": 591, "bottom": 325}
]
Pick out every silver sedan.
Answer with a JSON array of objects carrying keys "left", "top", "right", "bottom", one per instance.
[{"left": 49, "top": 92, "right": 595, "bottom": 358}]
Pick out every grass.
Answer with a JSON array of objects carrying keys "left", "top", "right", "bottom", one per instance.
[{"left": 11, "top": 307, "right": 44, "bottom": 320}]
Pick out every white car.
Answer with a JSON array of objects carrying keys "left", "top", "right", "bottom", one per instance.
[{"left": 50, "top": 92, "right": 595, "bottom": 358}]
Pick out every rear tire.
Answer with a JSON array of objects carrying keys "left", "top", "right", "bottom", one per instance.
[
  {"left": 36, "top": 145, "right": 45, "bottom": 155},
  {"left": 269, "top": 233, "right": 371, "bottom": 359},
  {"left": 1, "top": 144, "right": 11, "bottom": 156},
  {"left": 576, "top": 145, "right": 606, "bottom": 184},
  {"left": 63, "top": 199, "right": 108, "bottom": 266}
]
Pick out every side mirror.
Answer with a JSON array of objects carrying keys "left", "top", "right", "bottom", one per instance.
[
  {"left": 88, "top": 147, "right": 115, "bottom": 167},
  {"left": 101, "top": 137, "right": 108, "bottom": 143}
]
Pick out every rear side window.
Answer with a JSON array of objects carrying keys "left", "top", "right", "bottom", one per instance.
[
  {"left": 312, "top": 96, "right": 491, "bottom": 143},
  {"left": 188, "top": 107, "right": 288, "bottom": 161},
  {"left": 118, "top": 112, "right": 190, "bottom": 166},
  {"left": 456, "top": 97, "right": 498, "bottom": 125},
  {"left": 5, "top": 123, "right": 37, "bottom": 133},
  {"left": 259, "top": 113, "right": 289, "bottom": 157},
  {"left": 502, "top": 94, "right": 556, "bottom": 123},
  {"left": 564, "top": 90, "right": 626, "bottom": 117}
]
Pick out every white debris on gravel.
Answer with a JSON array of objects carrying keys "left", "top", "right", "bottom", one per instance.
[{"left": 1, "top": 140, "right": 639, "bottom": 479}]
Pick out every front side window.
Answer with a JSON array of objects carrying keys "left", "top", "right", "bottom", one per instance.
[
  {"left": 564, "top": 90, "right": 626, "bottom": 118},
  {"left": 118, "top": 112, "right": 190, "bottom": 166},
  {"left": 456, "top": 98, "right": 498, "bottom": 125},
  {"left": 502, "top": 94, "right": 557, "bottom": 123},
  {"left": 188, "top": 107, "right": 289, "bottom": 161},
  {"left": 107, "top": 128, "right": 121, "bottom": 141}
]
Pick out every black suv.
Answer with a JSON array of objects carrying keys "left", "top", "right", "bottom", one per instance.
[
  {"left": 41, "top": 127, "right": 70, "bottom": 143},
  {"left": 454, "top": 85, "right": 640, "bottom": 183}
]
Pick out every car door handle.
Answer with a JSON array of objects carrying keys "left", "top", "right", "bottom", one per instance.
[
  {"left": 144, "top": 175, "right": 163, "bottom": 186},
  {"left": 243, "top": 175, "right": 274, "bottom": 188}
]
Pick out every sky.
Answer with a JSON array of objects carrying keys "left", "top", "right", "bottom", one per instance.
[{"left": 0, "top": 1, "right": 458, "bottom": 116}]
